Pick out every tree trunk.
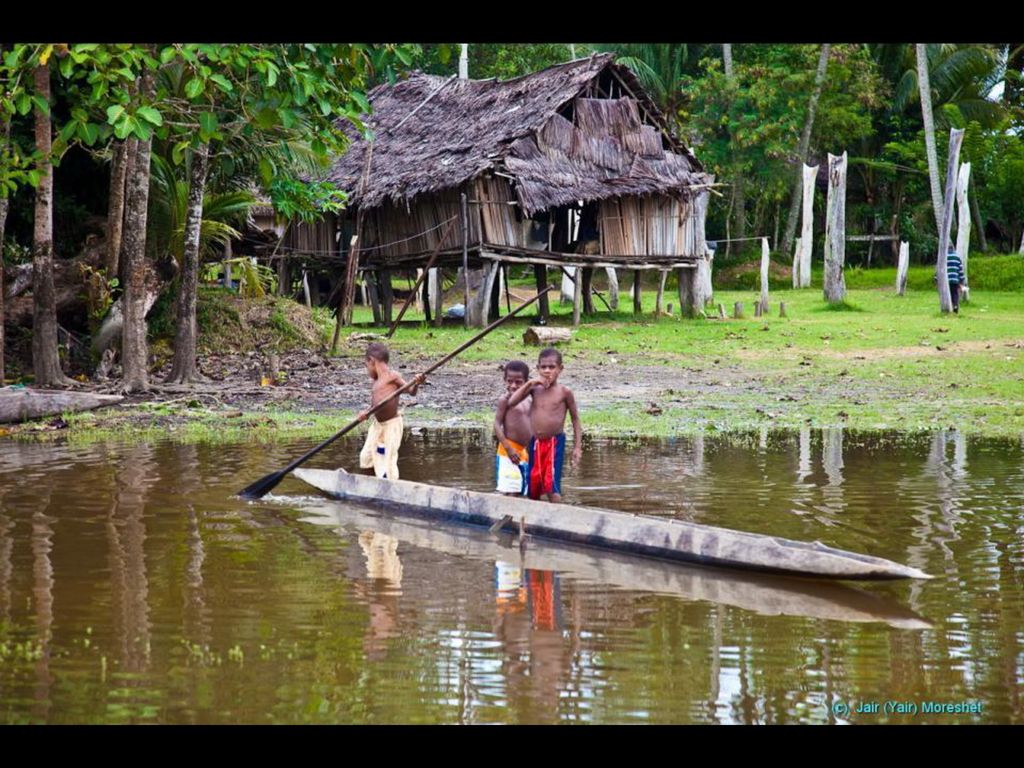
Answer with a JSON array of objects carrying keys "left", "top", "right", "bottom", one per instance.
[
  {"left": 896, "top": 241, "right": 910, "bottom": 295},
  {"left": 655, "top": 270, "right": 667, "bottom": 315},
  {"left": 1, "top": 114, "right": 8, "bottom": 385},
  {"left": 105, "top": 141, "right": 129, "bottom": 277},
  {"left": 798, "top": 164, "right": 818, "bottom": 287},
  {"left": 781, "top": 45, "right": 830, "bottom": 257},
  {"left": 429, "top": 266, "right": 442, "bottom": 326},
  {"left": 692, "top": 187, "right": 713, "bottom": 307},
  {"left": 581, "top": 267, "right": 594, "bottom": 314},
  {"left": 118, "top": 138, "right": 138, "bottom": 288},
  {"left": 31, "top": 64, "right": 69, "bottom": 387},
  {"left": 167, "top": 142, "right": 209, "bottom": 385},
  {"left": 916, "top": 44, "right": 944, "bottom": 235},
  {"left": 120, "top": 73, "right": 156, "bottom": 393},
  {"left": 759, "top": 237, "right": 770, "bottom": 312},
  {"left": 936, "top": 128, "right": 965, "bottom": 314},
  {"left": 604, "top": 267, "right": 619, "bottom": 310},
  {"left": 722, "top": 44, "right": 733, "bottom": 78},
  {"left": 823, "top": 152, "right": 848, "bottom": 304},
  {"left": 955, "top": 162, "right": 971, "bottom": 301}
]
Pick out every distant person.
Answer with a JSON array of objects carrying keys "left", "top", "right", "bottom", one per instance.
[
  {"left": 494, "top": 360, "right": 533, "bottom": 496},
  {"left": 507, "top": 348, "right": 583, "bottom": 502},
  {"left": 357, "top": 342, "right": 424, "bottom": 479},
  {"left": 946, "top": 244, "right": 965, "bottom": 314}
]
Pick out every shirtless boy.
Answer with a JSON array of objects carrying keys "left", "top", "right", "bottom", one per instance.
[
  {"left": 507, "top": 348, "right": 582, "bottom": 502},
  {"left": 493, "top": 360, "right": 533, "bottom": 496},
  {"left": 357, "top": 342, "right": 424, "bottom": 480}
]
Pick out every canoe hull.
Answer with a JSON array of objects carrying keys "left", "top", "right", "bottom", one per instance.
[{"left": 292, "top": 468, "right": 931, "bottom": 581}]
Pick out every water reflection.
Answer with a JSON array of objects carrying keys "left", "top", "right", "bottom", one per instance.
[{"left": 0, "top": 430, "right": 1021, "bottom": 723}]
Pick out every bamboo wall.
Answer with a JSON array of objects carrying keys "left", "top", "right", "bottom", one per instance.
[
  {"left": 362, "top": 189, "right": 477, "bottom": 262},
  {"left": 475, "top": 177, "right": 525, "bottom": 247},
  {"left": 282, "top": 213, "right": 338, "bottom": 257},
  {"left": 598, "top": 194, "right": 700, "bottom": 256}
]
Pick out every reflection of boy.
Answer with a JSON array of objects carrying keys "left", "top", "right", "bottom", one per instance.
[
  {"left": 494, "top": 360, "right": 533, "bottom": 495},
  {"left": 507, "top": 348, "right": 583, "bottom": 502}
]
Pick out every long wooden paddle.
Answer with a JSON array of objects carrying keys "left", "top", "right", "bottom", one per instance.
[{"left": 238, "top": 284, "right": 555, "bottom": 500}]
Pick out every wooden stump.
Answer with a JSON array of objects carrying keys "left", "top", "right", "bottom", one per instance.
[
  {"left": 523, "top": 326, "right": 573, "bottom": 346},
  {"left": 717, "top": 303, "right": 726, "bottom": 320},
  {"left": 754, "top": 302, "right": 762, "bottom": 318},
  {"left": 896, "top": 241, "right": 910, "bottom": 296},
  {"left": 779, "top": 301, "right": 787, "bottom": 318},
  {"left": 823, "top": 152, "right": 848, "bottom": 303},
  {"left": 733, "top": 302, "right": 744, "bottom": 319}
]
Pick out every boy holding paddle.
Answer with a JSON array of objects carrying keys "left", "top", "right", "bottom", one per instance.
[
  {"left": 507, "top": 348, "right": 583, "bottom": 502},
  {"left": 357, "top": 342, "right": 425, "bottom": 480}
]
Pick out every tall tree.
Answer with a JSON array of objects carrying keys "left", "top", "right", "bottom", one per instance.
[
  {"left": 780, "top": 44, "right": 831, "bottom": 256},
  {"left": 918, "top": 44, "right": 949, "bottom": 234},
  {"left": 105, "top": 140, "right": 128, "bottom": 276},
  {"left": 166, "top": 142, "right": 208, "bottom": 384},
  {"left": 31, "top": 59, "right": 72, "bottom": 386},
  {"left": 0, "top": 113, "right": 8, "bottom": 385},
  {"left": 120, "top": 69, "right": 155, "bottom": 393}
]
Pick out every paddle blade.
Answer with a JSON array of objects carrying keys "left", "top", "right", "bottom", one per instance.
[{"left": 237, "top": 469, "right": 287, "bottom": 500}]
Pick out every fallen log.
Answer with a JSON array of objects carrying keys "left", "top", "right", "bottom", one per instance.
[
  {"left": 0, "top": 388, "right": 124, "bottom": 424},
  {"left": 523, "top": 326, "right": 572, "bottom": 346}
]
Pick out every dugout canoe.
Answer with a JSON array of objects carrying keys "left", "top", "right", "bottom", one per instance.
[
  {"left": 291, "top": 495, "right": 931, "bottom": 629},
  {"left": 292, "top": 469, "right": 931, "bottom": 581}
]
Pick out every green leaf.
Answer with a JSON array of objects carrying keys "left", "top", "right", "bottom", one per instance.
[
  {"left": 210, "top": 74, "right": 233, "bottom": 92},
  {"left": 159, "top": 47, "right": 177, "bottom": 65},
  {"left": 318, "top": 99, "right": 331, "bottom": 116},
  {"left": 199, "top": 111, "right": 218, "bottom": 140},
  {"left": 266, "top": 62, "right": 278, "bottom": 87},
  {"left": 310, "top": 138, "right": 326, "bottom": 157},
  {"left": 81, "top": 122, "right": 99, "bottom": 145},
  {"left": 59, "top": 56, "right": 74, "bottom": 78},
  {"left": 185, "top": 78, "right": 204, "bottom": 99},
  {"left": 351, "top": 91, "right": 370, "bottom": 114},
  {"left": 106, "top": 104, "right": 126, "bottom": 124},
  {"left": 31, "top": 95, "right": 50, "bottom": 117},
  {"left": 133, "top": 120, "right": 151, "bottom": 142},
  {"left": 58, "top": 121, "right": 79, "bottom": 144},
  {"left": 113, "top": 117, "right": 133, "bottom": 140},
  {"left": 15, "top": 92, "right": 31, "bottom": 116},
  {"left": 75, "top": 43, "right": 98, "bottom": 53},
  {"left": 27, "top": 169, "right": 41, "bottom": 187},
  {"left": 137, "top": 106, "right": 163, "bottom": 126},
  {"left": 116, "top": 68, "right": 135, "bottom": 81},
  {"left": 395, "top": 48, "right": 412, "bottom": 66},
  {"left": 171, "top": 141, "right": 189, "bottom": 166},
  {"left": 254, "top": 108, "right": 278, "bottom": 129},
  {"left": 280, "top": 109, "right": 297, "bottom": 129},
  {"left": 259, "top": 158, "right": 274, "bottom": 187}
]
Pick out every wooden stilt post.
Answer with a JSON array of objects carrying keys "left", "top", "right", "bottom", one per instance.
[{"left": 633, "top": 270, "right": 642, "bottom": 314}]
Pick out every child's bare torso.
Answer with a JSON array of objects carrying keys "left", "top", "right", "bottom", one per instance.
[
  {"left": 500, "top": 395, "right": 533, "bottom": 446},
  {"left": 529, "top": 383, "right": 572, "bottom": 438},
  {"left": 371, "top": 369, "right": 403, "bottom": 421}
]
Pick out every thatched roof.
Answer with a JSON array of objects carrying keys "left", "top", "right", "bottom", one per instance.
[{"left": 326, "top": 53, "right": 709, "bottom": 217}]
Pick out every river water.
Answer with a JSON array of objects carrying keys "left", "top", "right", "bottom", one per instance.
[{"left": 0, "top": 428, "right": 1021, "bottom": 723}]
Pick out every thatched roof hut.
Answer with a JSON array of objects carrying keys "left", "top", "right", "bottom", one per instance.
[
  {"left": 285, "top": 53, "right": 715, "bottom": 325},
  {"left": 328, "top": 53, "right": 707, "bottom": 218}
]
